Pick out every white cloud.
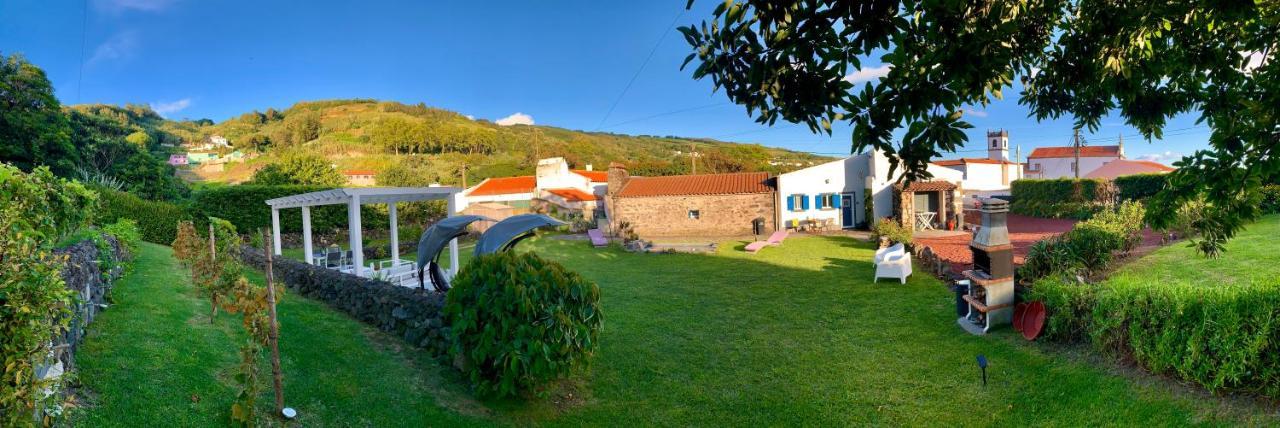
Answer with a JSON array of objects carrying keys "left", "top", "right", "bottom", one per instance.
[
  {"left": 93, "top": 0, "right": 176, "bottom": 13},
  {"left": 151, "top": 98, "right": 192, "bottom": 117},
  {"left": 843, "top": 64, "right": 892, "bottom": 84},
  {"left": 495, "top": 112, "right": 534, "bottom": 126},
  {"left": 464, "top": 115, "right": 475, "bottom": 120},
  {"left": 1134, "top": 151, "right": 1182, "bottom": 163},
  {"left": 963, "top": 108, "right": 988, "bottom": 118},
  {"left": 88, "top": 31, "right": 139, "bottom": 65}
]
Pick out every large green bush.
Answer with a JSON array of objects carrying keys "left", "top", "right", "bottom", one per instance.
[
  {"left": 871, "top": 217, "right": 913, "bottom": 248},
  {"left": 1261, "top": 184, "right": 1280, "bottom": 215},
  {"left": 444, "top": 252, "right": 603, "bottom": 398},
  {"left": 97, "top": 189, "right": 194, "bottom": 244},
  {"left": 191, "top": 185, "right": 389, "bottom": 234},
  {"left": 1010, "top": 178, "right": 1114, "bottom": 219},
  {"left": 1017, "top": 202, "right": 1145, "bottom": 283},
  {"left": 1114, "top": 173, "right": 1168, "bottom": 202},
  {"left": 1031, "top": 279, "right": 1280, "bottom": 397}
]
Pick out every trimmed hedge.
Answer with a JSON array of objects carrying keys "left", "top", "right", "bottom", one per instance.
[
  {"left": 1010, "top": 178, "right": 1115, "bottom": 219},
  {"left": 96, "top": 189, "right": 195, "bottom": 244},
  {"left": 1262, "top": 184, "right": 1280, "bottom": 215},
  {"left": 1114, "top": 173, "right": 1168, "bottom": 202},
  {"left": 1030, "top": 278, "right": 1280, "bottom": 397},
  {"left": 191, "top": 185, "right": 388, "bottom": 234}
]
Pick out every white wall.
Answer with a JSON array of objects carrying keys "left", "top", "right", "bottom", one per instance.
[
  {"left": 1025, "top": 156, "right": 1114, "bottom": 179},
  {"left": 457, "top": 191, "right": 534, "bottom": 212},
  {"left": 775, "top": 151, "right": 964, "bottom": 228},
  {"left": 535, "top": 157, "right": 590, "bottom": 190}
]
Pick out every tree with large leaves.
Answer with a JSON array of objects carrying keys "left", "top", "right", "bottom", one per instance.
[
  {"left": 0, "top": 53, "right": 78, "bottom": 176},
  {"left": 682, "top": 0, "right": 1277, "bottom": 255}
]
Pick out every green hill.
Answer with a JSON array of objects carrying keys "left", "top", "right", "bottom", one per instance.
[{"left": 178, "top": 99, "right": 832, "bottom": 186}]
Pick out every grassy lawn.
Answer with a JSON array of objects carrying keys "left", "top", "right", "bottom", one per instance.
[
  {"left": 75, "top": 233, "right": 1276, "bottom": 426},
  {"left": 1105, "top": 215, "right": 1280, "bottom": 288}
]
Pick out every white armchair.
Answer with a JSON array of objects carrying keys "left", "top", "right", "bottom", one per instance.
[{"left": 873, "top": 243, "right": 912, "bottom": 284}]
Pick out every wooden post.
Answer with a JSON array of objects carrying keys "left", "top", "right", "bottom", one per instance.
[
  {"left": 260, "top": 229, "right": 285, "bottom": 415},
  {"left": 208, "top": 222, "right": 217, "bottom": 321}
]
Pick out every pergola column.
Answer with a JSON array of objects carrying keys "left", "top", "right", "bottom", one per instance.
[
  {"left": 271, "top": 208, "right": 282, "bottom": 256},
  {"left": 302, "top": 206, "right": 313, "bottom": 265},
  {"left": 388, "top": 203, "right": 399, "bottom": 265},
  {"left": 348, "top": 194, "right": 364, "bottom": 276}
]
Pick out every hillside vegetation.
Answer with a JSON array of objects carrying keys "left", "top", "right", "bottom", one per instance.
[{"left": 192, "top": 99, "right": 830, "bottom": 186}]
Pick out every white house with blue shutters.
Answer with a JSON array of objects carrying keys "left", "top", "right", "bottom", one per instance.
[{"left": 775, "top": 150, "right": 964, "bottom": 229}]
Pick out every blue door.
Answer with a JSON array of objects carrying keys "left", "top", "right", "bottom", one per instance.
[{"left": 841, "top": 194, "right": 855, "bottom": 228}]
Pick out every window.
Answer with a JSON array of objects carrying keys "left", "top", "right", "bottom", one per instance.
[
  {"left": 787, "top": 194, "right": 808, "bottom": 212},
  {"left": 1030, "top": 163, "right": 1040, "bottom": 171},
  {"left": 688, "top": 210, "right": 700, "bottom": 220},
  {"left": 818, "top": 193, "right": 838, "bottom": 210},
  {"left": 1070, "top": 162, "right": 1077, "bottom": 172}
]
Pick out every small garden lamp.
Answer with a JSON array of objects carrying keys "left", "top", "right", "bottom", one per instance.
[{"left": 976, "top": 354, "right": 988, "bottom": 387}]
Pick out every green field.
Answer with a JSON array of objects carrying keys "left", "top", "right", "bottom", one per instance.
[{"left": 74, "top": 234, "right": 1277, "bottom": 426}]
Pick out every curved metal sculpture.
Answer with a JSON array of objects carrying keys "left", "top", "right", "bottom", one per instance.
[
  {"left": 415, "top": 214, "right": 566, "bottom": 292},
  {"left": 415, "top": 215, "right": 491, "bottom": 292}
]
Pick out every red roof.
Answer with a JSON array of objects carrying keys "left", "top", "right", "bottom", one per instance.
[
  {"left": 931, "top": 158, "right": 1020, "bottom": 166},
  {"left": 896, "top": 180, "right": 958, "bottom": 192},
  {"left": 1028, "top": 145, "right": 1121, "bottom": 159},
  {"left": 572, "top": 170, "right": 608, "bottom": 182},
  {"left": 468, "top": 176, "right": 536, "bottom": 196},
  {"left": 1083, "top": 159, "right": 1174, "bottom": 179},
  {"left": 544, "top": 188, "right": 597, "bottom": 202},
  {"left": 615, "top": 172, "right": 772, "bottom": 198},
  {"left": 343, "top": 170, "right": 376, "bottom": 176}
]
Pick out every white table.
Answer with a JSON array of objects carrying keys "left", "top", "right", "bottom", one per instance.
[{"left": 915, "top": 212, "right": 937, "bottom": 230}]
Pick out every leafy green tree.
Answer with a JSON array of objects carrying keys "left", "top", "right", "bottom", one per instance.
[
  {"left": 369, "top": 116, "right": 426, "bottom": 155},
  {"left": 282, "top": 111, "right": 321, "bottom": 145},
  {"left": 0, "top": 53, "right": 78, "bottom": 175},
  {"left": 681, "top": 0, "right": 1277, "bottom": 255},
  {"left": 249, "top": 153, "right": 343, "bottom": 186},
  {"left": 124, "top": 130, "right": 152, "bottom": 147}
]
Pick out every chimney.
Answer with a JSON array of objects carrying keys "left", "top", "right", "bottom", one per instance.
[{"left": 607, "top": 162, "right": 629, "bottom": 194}]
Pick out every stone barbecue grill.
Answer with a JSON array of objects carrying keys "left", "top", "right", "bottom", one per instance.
[{"left": 959, "top": 198, "right": 1015, "bottom": 334}]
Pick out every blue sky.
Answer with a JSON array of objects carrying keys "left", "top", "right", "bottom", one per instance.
[{"left": 2, "top": 0, "right": 1208, "bottom": 164}]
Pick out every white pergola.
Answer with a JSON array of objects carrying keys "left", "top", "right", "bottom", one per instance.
[{"left": 264, "top": 187, "right": 463, "bottom": 278}]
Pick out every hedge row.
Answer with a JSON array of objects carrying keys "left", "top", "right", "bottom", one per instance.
[
  {"left": 1262, "top": 184, "right": 1280, "bottom": 214},
  {"left": 191, "top": 185, "right": 388, "bottom": 234},
  {"left": 96, "top": 189, "right": 197, "bottom": 244},
  {"left": 1030, "top": 278, "right": 1280, "bottom": 397},
  {"left": 1114, "top": 173, "right": 1168, "bottom": 202},
  {"left": 1010, "top": 178, "right": 1115, "bottom": 219}
]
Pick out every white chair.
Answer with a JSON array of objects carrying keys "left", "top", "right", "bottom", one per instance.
[{"left": 873, "top": 243, "right": 912, "bottom": 284}]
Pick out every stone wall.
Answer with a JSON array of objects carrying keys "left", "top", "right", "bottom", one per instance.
[
  {"left": 611, "top": 192, "right": 777, "bottom": 237},
  {"left": 44, "top": 236, "right": 126, "bottom": 390},
  {"left": 240, "top": 247, "right": 451, "bottom": 357}
]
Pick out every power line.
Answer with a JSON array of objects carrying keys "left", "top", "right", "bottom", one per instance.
[
  {"left": 593, "top": 8, "right": 686, "bottom": 131},
  {"left": 599, "top": 102, "right": 727, "bottom": 130},
  {"left": 76, "top": 0, "right": 88, "bottom": 103}
]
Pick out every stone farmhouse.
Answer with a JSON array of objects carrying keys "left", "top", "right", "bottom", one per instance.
[{"left": 606, "top": 163, "right": 777, "bottom": 238}]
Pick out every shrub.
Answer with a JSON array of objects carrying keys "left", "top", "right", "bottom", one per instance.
[
  {"left": 1261, "top": 184, "right": 1280, "bottom": 215},
  {"left": 97, "top": 189, "right": 194, "bottom": 244},
  {"left": 1026, "top": 278, "right": 1098, "bottom": 342},
  {"left": 1017, "top": 202, "right": 1145, "bottom": 283},
  {"left": 1010, "top": 178, "right": 1114, "bottom": 219},
  {"left": 871, "top": 218, "right": 913, "bottom": 247},
  {"left": 1114, "top": 173, "right": 1168, "bottom": 202},
  {"left": 0, "top": 164, "right": 97, "bottom": 242},
  {"left": 1017, "top": 236, "right": 1081, "bottom": 284},
  {"left": 102, "top": 218, "right": 142, "bottom": 257},
  {"left": 1089, "top": 280, "right": 1280, "bottom": 396},
  {"left": 445, "top": 252, "right": 603, "bottom": 398}
]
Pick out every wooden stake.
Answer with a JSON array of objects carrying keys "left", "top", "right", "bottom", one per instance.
[
  {"left": 261, "top": 229, "right": 285, "bottom": 415},
  {"left": 209, "top": 223, "right": 218, "bottom": 321}
]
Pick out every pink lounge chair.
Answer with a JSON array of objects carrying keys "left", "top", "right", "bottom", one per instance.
[
  {"left": 744, "top": 230, "right": 790, "bottom": 254},
  {"left": 587, "top": 229, "right": 608, "bottom": 247}
]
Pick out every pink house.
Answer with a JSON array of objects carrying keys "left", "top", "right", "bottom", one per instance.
[{"left": 168, "top": 154, "right": 188, "bottom": 166}]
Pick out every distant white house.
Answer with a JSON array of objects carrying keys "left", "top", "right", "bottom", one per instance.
[
  {"left": 458, "top": 157, "right": 607, "bottom": 220},
  {"left": 774, "top": 150, "right": 964, "bottom": 229},
  {"left": 189, "top": 135, "right": 232, "bottom": 151},
  {"left": 930, "top": 130, "right": 1024, "bottom": 199},
  {"left": 342, "top": 170, "right": 377, "bottom": 187},
  {"left": 1024, "top": 143, "right": 1124, "bottom": 179}
]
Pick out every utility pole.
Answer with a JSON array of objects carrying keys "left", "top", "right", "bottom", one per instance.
[
  {"left": 690, "top": 143, "right": 696, "bottom": 174},
  {"left": 1073, "top": 128, "right": 1081, "bottom": 179}
]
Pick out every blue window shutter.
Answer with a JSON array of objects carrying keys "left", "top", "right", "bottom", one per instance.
[
  {"left": 786, "top": 195, "right": 795, "bottom": 211},
  {"left": 833, "top": 194, "right": 842, "bottom": 208},
  {"left": 801, "top": 194, "right": 809, "bottom": 210},
  {"left": 813, "top": 194, "right": 821, "bottom": 209}
]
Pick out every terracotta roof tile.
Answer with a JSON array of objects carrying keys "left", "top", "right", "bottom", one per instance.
[
  {"left": 1083, "top": 159, "right": 1175, "bottom": 179},
  {"left": 895, "top": 180, "right": 958, "bottom": 192},
  {"left": 572, "top": 170, "right": 608, "bottom": 182},
  {"left": 468, "top": 176, "right": 536, "bottom": 196},
  {"left": 615, "top": 171, "right": 772, "bottom": 198},
  {"left": 544, "top": 188, "right": 597, "bottom": 202},
  {"left": 1028, "top": 145, "right": 1121, "bottom": 158}
]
